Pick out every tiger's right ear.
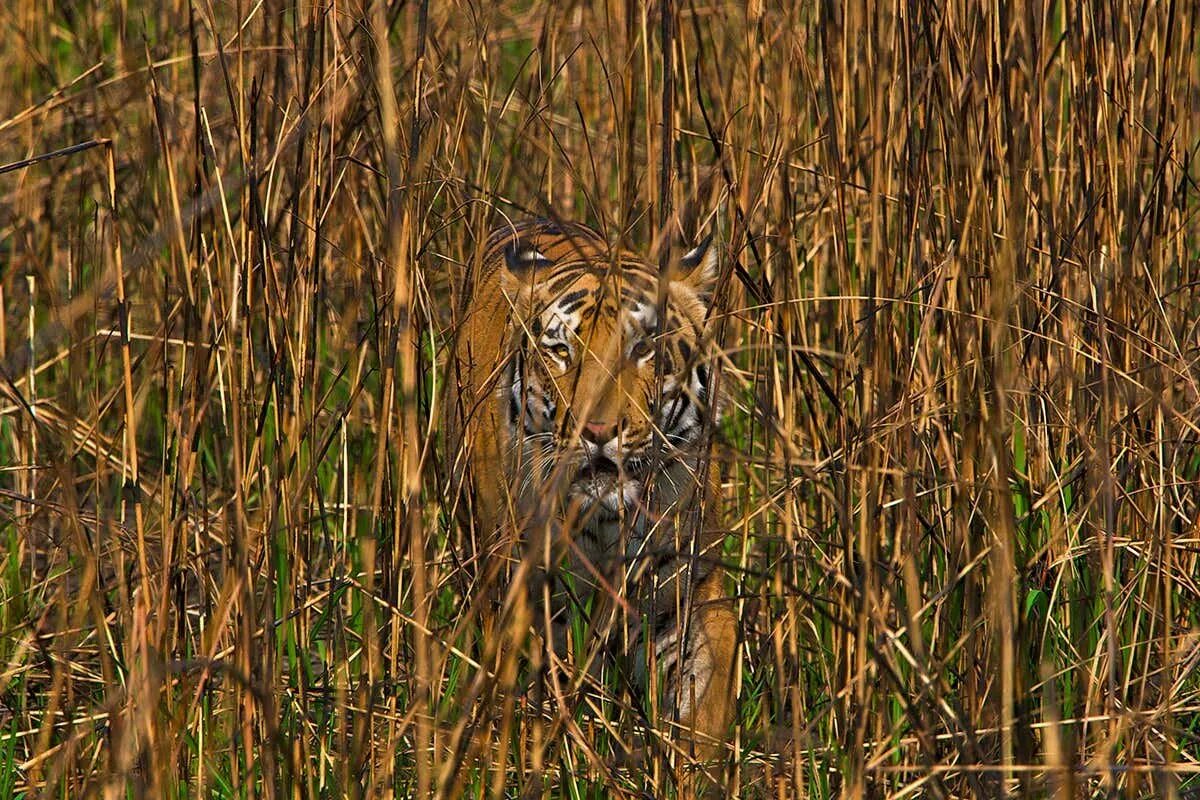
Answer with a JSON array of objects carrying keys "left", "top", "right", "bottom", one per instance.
[
  {"left": 673, "top": 231, "right": 719, "bottom": 298},
  {"left": 673, "top": 164, "right": 725, "bottom": 298}
]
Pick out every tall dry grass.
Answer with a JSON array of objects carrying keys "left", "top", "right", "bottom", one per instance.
[{"left": 0, "top": 0, "right": 1197, "bottom": 797}]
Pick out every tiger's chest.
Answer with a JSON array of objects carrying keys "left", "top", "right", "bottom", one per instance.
[{"left": 570, "top": 515, "right": 640, "bottom": 585}]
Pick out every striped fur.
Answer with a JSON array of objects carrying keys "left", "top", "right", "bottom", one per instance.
[{"left": 447, "top": 218, "right": 736, "bottom": 768}]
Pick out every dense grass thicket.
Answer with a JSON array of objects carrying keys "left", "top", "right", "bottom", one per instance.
[{"left": 1, "top": 1, "right": 1198, "bottom": 797}]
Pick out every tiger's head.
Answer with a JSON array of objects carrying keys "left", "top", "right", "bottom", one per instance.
[{"left": 492, "top": 220, "right": 722, "bottom": 520}]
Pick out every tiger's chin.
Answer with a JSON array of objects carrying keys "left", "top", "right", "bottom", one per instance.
[{"left": 592, "top": 480, "right": 644, "bottom": 516}]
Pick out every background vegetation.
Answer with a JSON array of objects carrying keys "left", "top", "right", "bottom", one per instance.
[{"left": 1, "top": 0, "right": 1198, "bottom": 797}]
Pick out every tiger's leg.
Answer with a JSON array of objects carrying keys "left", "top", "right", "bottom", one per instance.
[{"left": 640, "top": 567, "right": 737, "bottom": 793}]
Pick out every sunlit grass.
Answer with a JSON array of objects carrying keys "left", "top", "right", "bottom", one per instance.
[{"left": 1, "top": 0, "right": 1198, "bottom": 797}]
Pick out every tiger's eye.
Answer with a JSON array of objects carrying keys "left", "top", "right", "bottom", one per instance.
[
  {"left": 630, "top": 339, "right": 654, "bottom": 360},
  {"left": 549, "top": 343, "right": 571, "bottom": 361}
]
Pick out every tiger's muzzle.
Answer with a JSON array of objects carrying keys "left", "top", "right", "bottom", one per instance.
[{"left": 570, "top": 437, "right": 647, "bottom": 515}]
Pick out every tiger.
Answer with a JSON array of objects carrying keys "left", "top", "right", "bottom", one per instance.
[{"left": 445, "top": 216, "right": 736, "bottom": 777}]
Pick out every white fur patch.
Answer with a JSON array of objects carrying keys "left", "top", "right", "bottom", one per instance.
[{"left": 516, "top": 247, "right": 549, "bottom": 263}]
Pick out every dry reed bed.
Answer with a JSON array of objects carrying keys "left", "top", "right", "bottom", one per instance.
[{"left": 0, "top": 1, "right": 1197, "bottom": 797}]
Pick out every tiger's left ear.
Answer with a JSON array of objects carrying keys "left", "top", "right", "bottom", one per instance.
[
  {"left": 674, "top": 232, "right": 719, "bottom": 297},
  {"left": 497, "top": 237, "right": 551, "bottom": 305}
]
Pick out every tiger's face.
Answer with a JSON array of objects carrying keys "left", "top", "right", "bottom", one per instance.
[{"left": 495, "top": 222, "right": 720, "bottom": 519}]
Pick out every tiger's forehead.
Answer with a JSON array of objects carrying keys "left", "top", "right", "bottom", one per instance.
[
  {"left": 499, "top": 221, "right": 655, "bottom": 287},
  {"left": 487, "top": 219, "right": 696, "bottom": 336},
  {"left": 535, "top": 273, "right": 661, "bottom": 338}
]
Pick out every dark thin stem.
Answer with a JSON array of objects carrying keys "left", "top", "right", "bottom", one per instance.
[{"left": 0, "top": 139, "right": 107, "bottom": 176}]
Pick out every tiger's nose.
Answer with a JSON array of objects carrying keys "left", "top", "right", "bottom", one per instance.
[{"left": 581, "top": 420, "right": 619, "bottom": 445}]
